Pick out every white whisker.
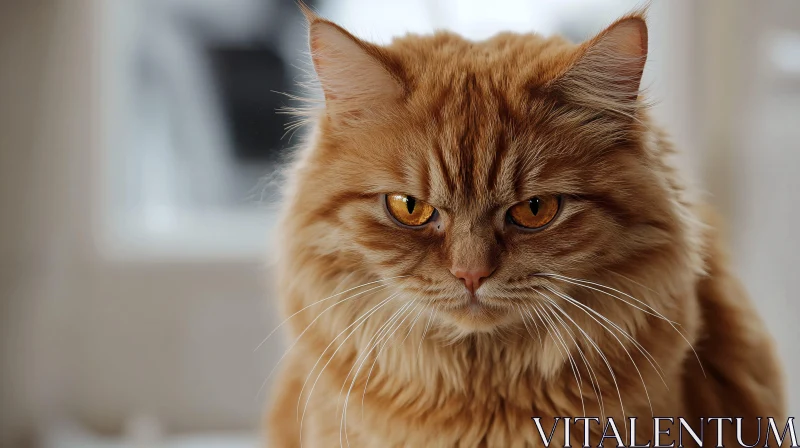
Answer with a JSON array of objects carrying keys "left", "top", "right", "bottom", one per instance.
[
  {"left": 534, "top": 291, "right": 628, "bottom": 430},
  {"left": 338, "top": 298, "right": 413, "bottom": 447},
  {"left": 298, "top": 293, "right": 397, "bottom": 447},
  {"left": 528, "top": 301, "right": 608, "bottom": 421},
  {"left": 535, "top": 301, "right": 605, "bottom": 419},
  {"left": 254, "top": 275, "right": 408, "bottom": 352},
  {"left": 515, "top": 303, "right": 543, "bottom": 349},
  {"left": 359, "top": 300, "right": 420, "bottom": 414},
  {"left": 545, "top": 285, "right": 668, "bottom": 388},
  {"left": 416, "top": 307, "right": 437, "bottom": 356},
  {"left": 540, "top": 273, "right": 705, "bottom": 377},
  {"left": 336, "top": 298, "right": 414, "bottom": 422},
  {"left": 537, "top": 273, "right": 677, "bottom": 324},
  {"left": 537, "top": 302, "right": 587, "bottom": 417},
  {"left": 256, "top": 283, "right": 392, "bottom": 400},
  {"left": 400, "top": 302, "right": 427, "bottom": 346},
  {"left": 343, "top": 299, "right": 420, "bottom": 447},
  {"left": 336, "top": 296, "right": 411, "bottom": 410},
  {"left": 539, "top": 288, "right": 648, "bottom": 425},
  {"left": 529, "top": 304, "right": 568, "bottom": 367}
]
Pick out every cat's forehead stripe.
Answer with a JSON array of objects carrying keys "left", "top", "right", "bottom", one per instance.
[{"left": 426, "top": 70, "right": 521, "bottom": 207}]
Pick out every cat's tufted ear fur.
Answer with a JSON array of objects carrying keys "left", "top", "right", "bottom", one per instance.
[
  {"left": 552, "top": 14, "right": 648, "bottom": 118},
  {"left": 302, "top": 4, "right": 405, "bottom": 116}
]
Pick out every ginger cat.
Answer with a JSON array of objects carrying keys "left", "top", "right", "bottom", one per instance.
[{"left": 266, "top": 6, "right": 784, "bottom": 447}]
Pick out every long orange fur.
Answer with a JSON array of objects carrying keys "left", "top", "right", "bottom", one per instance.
[{"left": 266, "top": 7, "right": 784, "bottom": 447}]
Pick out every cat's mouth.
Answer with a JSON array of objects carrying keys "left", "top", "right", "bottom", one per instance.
[
  {"left": 433, "top": 290, "right": 515, "bottom": 310},
  {"left": 436, "top": 294, "right": 517, "bottom": 332},
  {"left": 460, "top": 295, "right": 488, "bottom": 315}
]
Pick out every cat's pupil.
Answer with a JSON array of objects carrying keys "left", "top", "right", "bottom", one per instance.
[
  {"left": 529, "top": 197, "right": 540, "bottom": 215},
  {"left": 406, "top": 196, "right": 416, "bottom": 214}
]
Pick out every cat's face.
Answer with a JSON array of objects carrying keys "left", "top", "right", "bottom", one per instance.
[{"left": 293, "top": 13, "right": 683, "bottom": 333}]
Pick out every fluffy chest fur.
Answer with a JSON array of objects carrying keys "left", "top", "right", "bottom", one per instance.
[{"left": 290, "top": 300, "right": 689, "bottom": 447}]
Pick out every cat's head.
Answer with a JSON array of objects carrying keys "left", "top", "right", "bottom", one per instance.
[{"left": 285, "top": 8, "right": 696, "bottom": 335}]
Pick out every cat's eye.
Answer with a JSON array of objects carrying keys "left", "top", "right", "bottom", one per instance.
[
  {"left": 384, "top": 194, "right": 436, "bottom": 227},
  {"left": 507, "top": 195, "right": 561, "bottom": 230}
]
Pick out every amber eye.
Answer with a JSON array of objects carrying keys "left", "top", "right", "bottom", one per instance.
[
  {"left": 385, "top": 194, "right": 436, "bottom": 227},
  {"left": 508, "top": 195, "right": 561, "bottom": 230}
]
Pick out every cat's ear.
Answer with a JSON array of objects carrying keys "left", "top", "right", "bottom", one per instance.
[
  {"left": 301, "top": 5, "right": 404, "bottom": 114},
  {"left": 552, "top": 14, "right": 648, "bottom": 116}
]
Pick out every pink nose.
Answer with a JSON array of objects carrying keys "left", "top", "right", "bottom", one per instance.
[{"left": 450, "top": 267, "right": 494, "bottom": 294}]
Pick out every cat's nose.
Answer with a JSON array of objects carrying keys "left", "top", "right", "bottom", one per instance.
[{"left": 450, "top": 267, "right": 494, "bottom": 294}]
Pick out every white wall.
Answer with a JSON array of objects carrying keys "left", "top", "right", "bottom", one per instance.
[
  {"left": 0, "top": 1, "right": 277, "bottom": 443},
  {"left": 0, "top": 1, "right": 87, "bottom": 444}
]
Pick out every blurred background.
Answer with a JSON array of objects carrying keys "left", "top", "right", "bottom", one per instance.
[{"left": 0, "top": 0, "right": 798, "bottom": 446}]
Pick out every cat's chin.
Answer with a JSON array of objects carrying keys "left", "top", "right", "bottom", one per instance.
[{"left": 438, "top": 302, "right": 518, "bottom": 333}]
